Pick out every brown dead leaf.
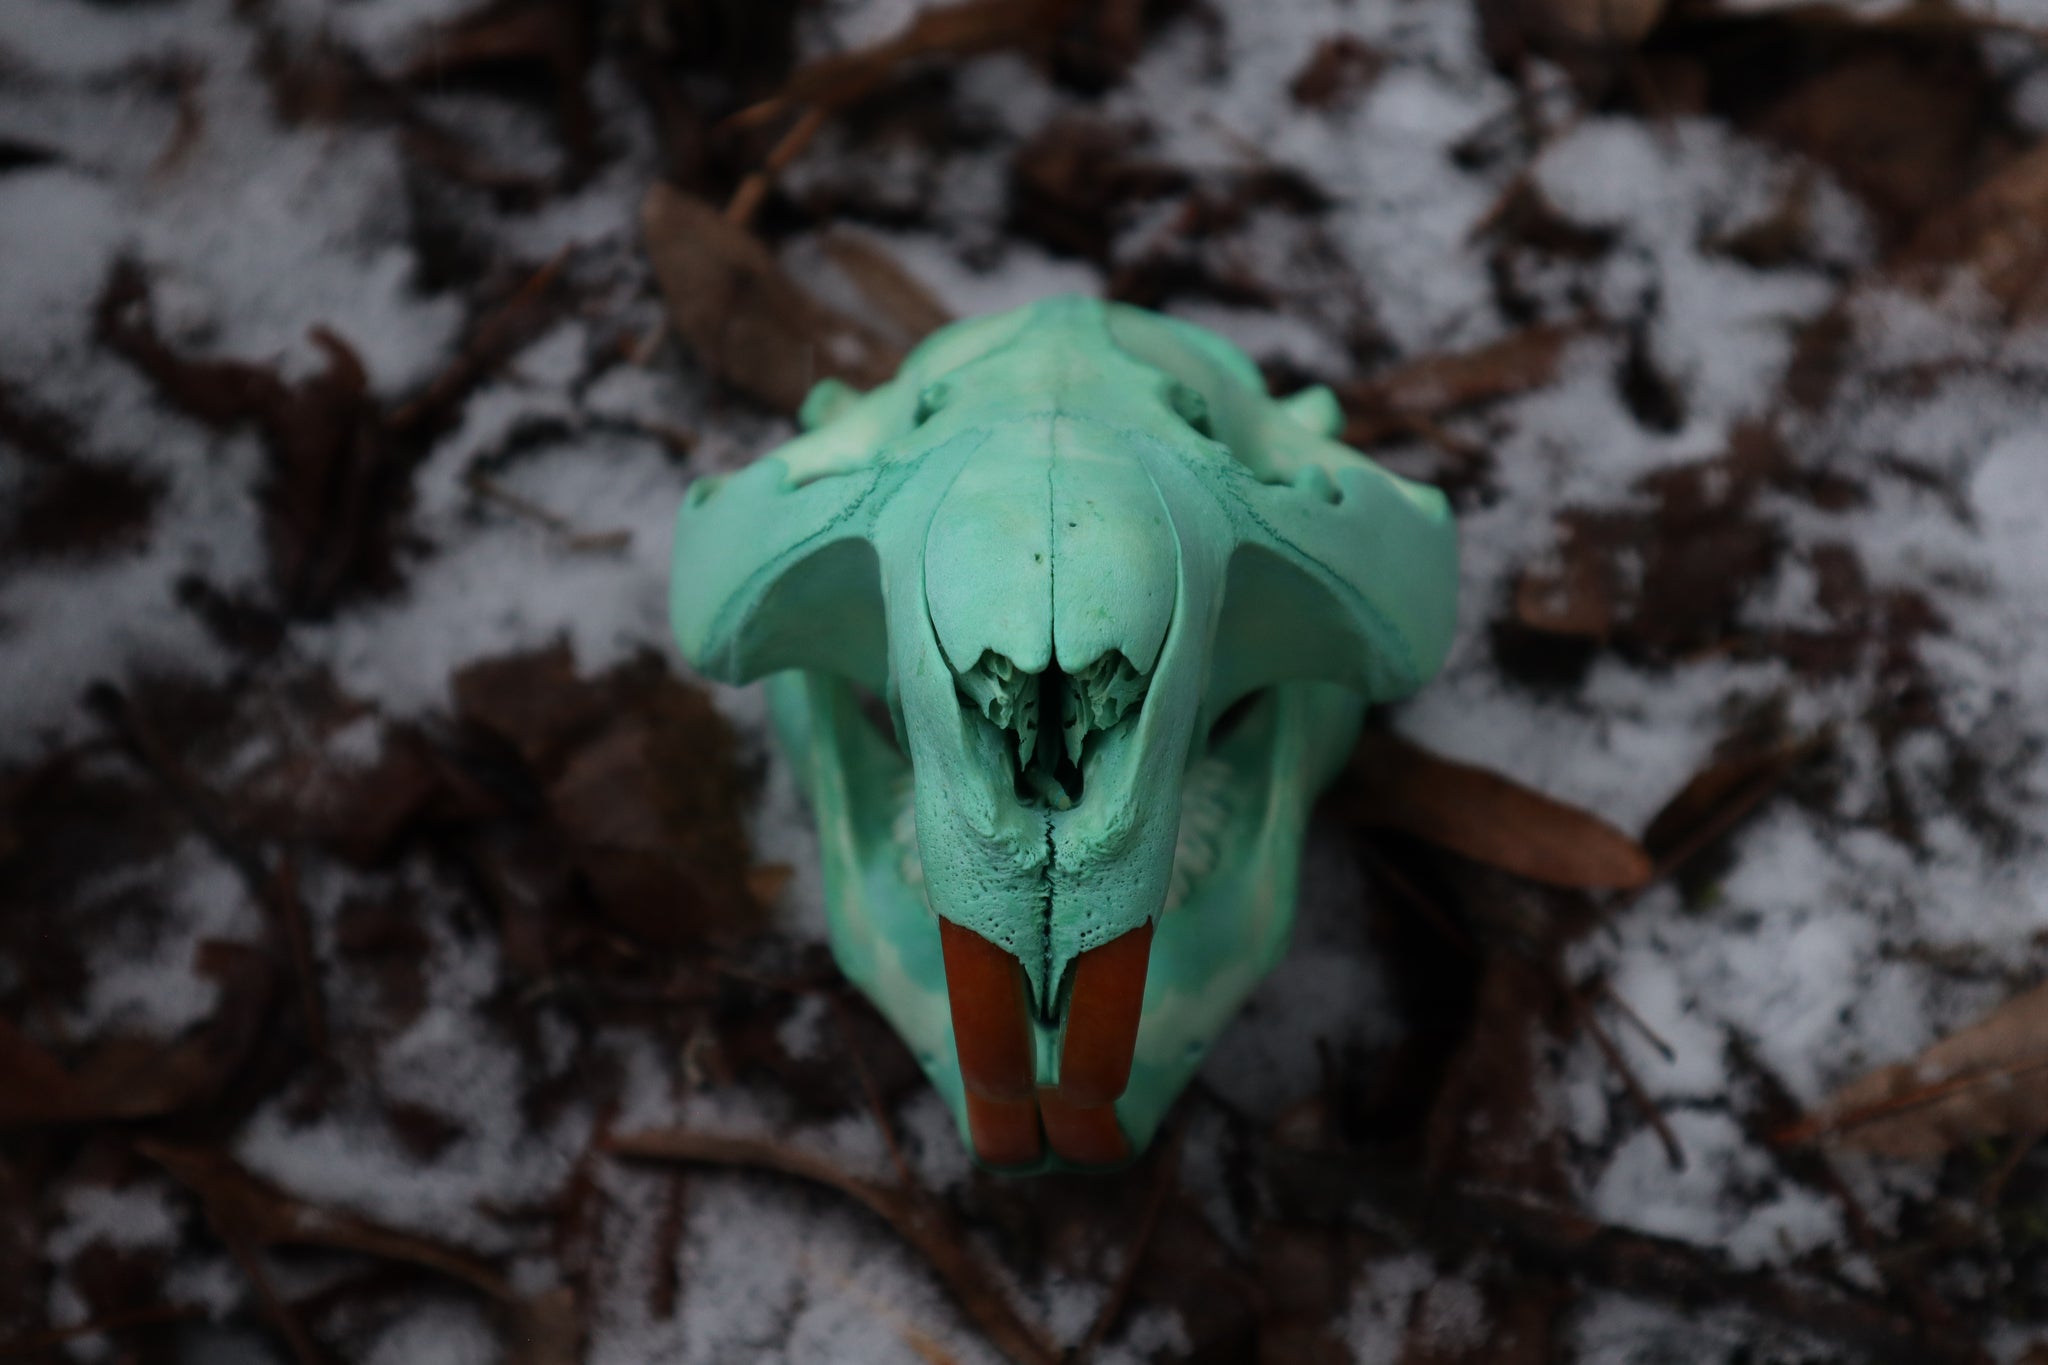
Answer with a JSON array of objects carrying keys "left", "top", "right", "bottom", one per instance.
[
  {"left": 1289, "top": 35, "right": 1386, "bottom": 110},
  {"left": 1893, "top": 135, "right": 2048, "bottom": 324},
  {"left": 1252, "top": 1225, "right": 1353, "bottom": 1365},
  {"left": 1506, "top": 429, "right": 1788, "bottom": 663},
  {"left": 547, "top": 665, "right": 759, "bottom": 948},
  {"left": 641, "top": 184, "right": 900, "bottom": 413},
  {"left": 1781, "top": 983, "right": 2048, "bottom": 1158},
  {"left": 1513, "top": 540, "right": 1614, "bottom": 641},
  {"left": 606, "top": 1128, "right": 1060, "bottom": 1365},
  {"left": 0, "top": 940, "right": 277, "bottom": 1128},
  {"left": 97, "top": 263, "right": 405, "bottom": 615},
  {"left": 505, "top": 1286, "right": 583, "bottom": 1365},
  {"left": 1009, "top": 116, "right": 1186, "bottom": 264},
  {"left": 1425, "top": 953, "right": 1577, "bottom": 1192},
  {"left": 1341, "top": 322, "right": 1582, "bottom": 447},
  {"left": 222, "top": 676, "right": 443, "bottom": 864},
  {"left": 1476, "top": 0, "right": 1663, "bottom": 66},
  {"left": 1344, "top": 732, "right": 1654, "bottom": 891},
  {"left": 1756, "top": 47, "right": 1999, "bottom": 248},
  {"left": 452, "top": 641, "right": 612, "bottom": 777},
  {"left": 821, "top": 231, "right": 954, "bottom": 345},
  {"left": 0, "top": 383, "right": 161, "bottom": 562}
]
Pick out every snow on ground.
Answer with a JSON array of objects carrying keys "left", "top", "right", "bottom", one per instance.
[{"left": 4, "top": 0, "right": 2048, "bottom": 1360}]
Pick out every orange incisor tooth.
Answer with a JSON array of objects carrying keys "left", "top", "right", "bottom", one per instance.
[
  {"left": 1056, "top": 921, "right": 1153, "bottom": 1107},
  {"left": 964, "top": 1091, "right": 1043, "bottom": 1168},
  {"left": 1038, "top": 1087, "right": 1130, "bottom": 1167},
  {"left": 938, "top": 918, "right": 1035, "bottom": 1104}
]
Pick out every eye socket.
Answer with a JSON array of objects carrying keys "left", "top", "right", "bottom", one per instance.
[
  {"left": 1205, "top": 688, "right": 1272, "bottom": 752},
  {"left": 1168, "top": 383, "right": 1213, "bottom": 439},
  {"left": 849, "top": 681, "right": 905, "bottom": 758}
]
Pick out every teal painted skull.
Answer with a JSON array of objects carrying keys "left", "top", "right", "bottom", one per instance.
[{"left": 671, "top": 296, "right": 1457, "bottom": 1172}]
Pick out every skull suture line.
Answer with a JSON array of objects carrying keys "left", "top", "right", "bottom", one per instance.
[{"left": 671, "top": 297, "right": 1458, "bottom": 1172}]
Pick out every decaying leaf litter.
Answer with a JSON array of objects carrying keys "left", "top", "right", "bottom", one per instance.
[{"left": 3, "top": 0, "right": 2048, "bottom": 1361}]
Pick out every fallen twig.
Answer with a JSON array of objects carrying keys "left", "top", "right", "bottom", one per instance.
[
  {"left": 0, "top": 1302, "right": 207, "bottom": 1359},
  {"left": 1078, "top": 1128, "right": 1180, "bottom": 1359},
  {"left": 465, "top": 470, "right": 632, "bottom": 553},
  {"left": 605, "top": 1127, "right": 1061, "bottom": 1365},
  {"left": 1265, "top": 1146, "right": 1991, "bottom": 1365},
  {"left": 726, "top": 105, "right": 830, "bottom": 229},
  {"left": 85, "top": 683, "right": 324, "bottom": 1057},
  {"left": 1571, "top": 984, "right": 1686, "bottom": 1171}
]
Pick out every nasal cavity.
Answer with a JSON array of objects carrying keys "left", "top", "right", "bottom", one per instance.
[{"left": 955, "top": 650, "right": 1148, "bottom": 811}]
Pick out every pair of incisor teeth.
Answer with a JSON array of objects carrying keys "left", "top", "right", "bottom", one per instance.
[{"left": 938, "top": 917, "right": 1153, "bottom": 1168}]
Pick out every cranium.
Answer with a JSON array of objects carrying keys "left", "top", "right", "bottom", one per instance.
[{"left": 671, "top": 297, "right": 1457, "bottom": 1171}]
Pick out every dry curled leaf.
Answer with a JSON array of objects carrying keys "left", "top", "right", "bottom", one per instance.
[
  {"left": 547, "top": 668, "right": 760, "bottom": 948},
  {"left": 452, "top": 641, "right": 612, "bottom": 777},
  {"left": 1757, "top": 48, "right": 1997, "bottom": 248},
  {"left": 1506, "top": 429, "right": 1788, "bottom": 663},
  {"left": 1341, "top": 322, "right": 1583, "bottom": 448},
  {"left": 1344, "top": 732, "right": 1654, "bottom": 891},
  {"left": 97, "top": 263, "right": 401, "bottom": 615},
  {"left": 1288, "top": 34, "right": 1386, "bottom": 110},
  {"left": 1893, "top": 135, "right": 2048, "bottom": 323},
  {"left": 1425, "top": 953, "right": 1577, "bottom": 1192},
  {"left": 0, "top": 941, "right": 277, "bottom": 1128},
  {"left": 821, "top": 230, "right": 954, "bottom": 345},
  {"left": 1781, "top": 982, "right": 2048, "bottom": 1158},
  {"left": 641, "top": 184, "right": 899, "bottom": 413},
  {"left": 1513, "top": 541, "right": 1614, "bottom": 641}
]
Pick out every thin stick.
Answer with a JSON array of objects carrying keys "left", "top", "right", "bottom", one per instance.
[
  {"left": 606, "top": 1128, "right": 1060, "bottom": 1365},
  {"left": 1078, "top": 1128, "right": 1180, "bottom": 1359},
  {"left": 271, "top": 854, "right": 328, "bottom": 1056},
  {"left": 832, "top": 993, "right": 918, "bottom": 1193},
  {"left": 224, "top": 1233, "right": 328, "bottom": 1365},
  {"left": 85, "top": 685, "right": 327, "bottom": 1057},
  {"left": 1357, "top": 842, "right": 1477, "bottom": 956},
  {"left": 726, "top": 106, "right": 830, "bottom": 230},
  {"left": 1573, "top": 986, "right": 1686, "bottom": 1170},
  {"left": 0, "top": 1303, "right": 206, "bottom": 1359},
  {"left": 1592, "top": 975, "right": 1676, "bottom": 1063},
  {"left": 1980, "top": 1127, "right": 2046, "bottom": 1211},
  {"left": 465, "top": 471, "right": 632, "bottom": 553}
]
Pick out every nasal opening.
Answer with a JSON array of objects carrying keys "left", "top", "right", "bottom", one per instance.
[{"left": 955, "top": 649, "right": 1148, "bottom": 811}]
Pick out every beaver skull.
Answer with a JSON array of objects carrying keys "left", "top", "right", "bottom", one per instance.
[{"left": 670, "top": 297, "right": 1457, "bottom": 1171}]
